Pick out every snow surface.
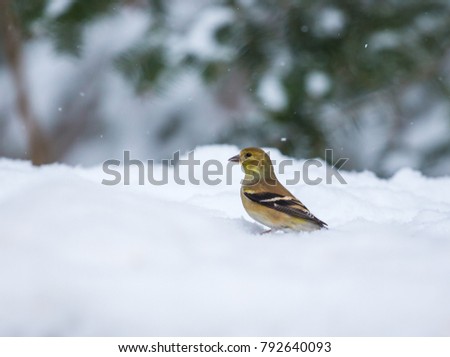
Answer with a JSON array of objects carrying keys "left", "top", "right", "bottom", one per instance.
[{"left": 0, "top": 145, "right": 449, "bottom": 336}]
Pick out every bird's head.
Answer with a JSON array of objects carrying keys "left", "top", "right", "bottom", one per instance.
[{"left": 229, "top": 147, "right": 275, "bottom": 184}]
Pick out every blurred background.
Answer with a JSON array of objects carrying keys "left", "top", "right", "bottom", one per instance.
[{"left": 0, "top": 0, "right": 449, "bottom": 176}]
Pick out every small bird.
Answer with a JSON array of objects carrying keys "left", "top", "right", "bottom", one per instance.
[{"left": 229, "top": 147, "right": 327, "bottom": 233}]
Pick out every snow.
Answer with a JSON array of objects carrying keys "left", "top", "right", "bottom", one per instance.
[
  {"left": 0, "top": 145, "right": 449, "bottom": 336},
  {"left": 315, "top": 7, "right": 346, "bottom": 36},
  {"left": 46, "top": 0, "right": 73, "bottom": 17},
  {"left": 258, "top": 73, "right": 286, "bottom": 110},
  {"left": 369, "top": 31, "right": 401, "bottom": 51},
  {"left": 305, "top": 71, "right": 331, "bottom": 98},
  {"left": 168, "top": 5, "right": 235, "bottom": 61},
  {"left": 402, "top": 104, "right": 450, "bottom": 152}
]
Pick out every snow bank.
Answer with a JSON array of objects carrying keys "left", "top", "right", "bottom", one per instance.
[{"left": 0, "top": 145, "right": 449, "bottom": 336}]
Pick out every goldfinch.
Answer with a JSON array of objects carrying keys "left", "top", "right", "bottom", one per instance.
[{"left": 229, "top": 147, "right": 327, "bottom": 232}]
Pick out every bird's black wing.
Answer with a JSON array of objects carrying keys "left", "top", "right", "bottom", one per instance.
[{"left": 243, "top": 192, "right": 327, "bottom": 228}]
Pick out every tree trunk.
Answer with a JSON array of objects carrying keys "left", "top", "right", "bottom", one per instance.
[{"left": 0, "top": 0, "right": 51, "bottom": 165}]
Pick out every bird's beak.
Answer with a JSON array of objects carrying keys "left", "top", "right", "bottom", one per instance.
[{"left": 228, "top": 154, "right": 240, "bottom": 163}]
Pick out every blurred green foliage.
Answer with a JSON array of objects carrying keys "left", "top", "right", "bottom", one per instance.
[
  {"left": 3, "top": 0, "right": 450, "bottom": 172},
  {"left": 119, "top": 0, "right": 449, "bottom": 162},
  {"left": 11, "top": 1, "right": 120, "bottom": 54}
]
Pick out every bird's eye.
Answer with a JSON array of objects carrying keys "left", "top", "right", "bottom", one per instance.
[{"left": 245, "top": 153, "right": 252, "bottom": 158}]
